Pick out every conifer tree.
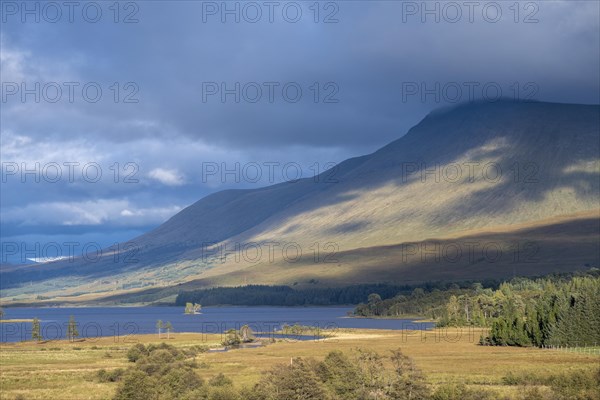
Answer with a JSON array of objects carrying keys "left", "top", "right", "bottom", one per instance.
[
  {"left": 32, "top": 318, "right": 42, "bottom": 342},
  {"left": 67, "top": 315, "right": 79, "bottom": 342}
]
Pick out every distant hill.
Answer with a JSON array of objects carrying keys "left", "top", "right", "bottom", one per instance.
[{"left": 2, "top": 101, "right": 599, "bottom": 305}]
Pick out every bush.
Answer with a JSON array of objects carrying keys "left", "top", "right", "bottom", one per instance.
[
  {"left": 389, "top": 349, "right": 431, "bottom": 400},
  {"left": 159, "top": 368, "right": 204, "bottom": 399},
  {"left": 97, "top": 368, "right": 125, "bottom": 383},
  {"left": 147, "top": 342, "right": 182, "bottom": 358},
  {"left": 136, "top": 349, "right": 178, "bottom": 376},
  {"left": 314, "top": 350, "right": 364, "bottom": 400},
  {"left": 432, "top": 383, "right": 497, "bottom": 400},
  {"left": 519, "top": 387, "right": 550, "bottom": 400},
  {"left": 208, "top": 386, "right": 242, "bottom": 400},
  {"left": 116, "top": 343, "right": 208, "bottom": 400},
  {"left": 547, "top": 367, "right": 600, "bottom": 400},
  {"left": 209, "top": 373, "right": 233, "bottom": 387},
  {"left": 180, "top": 387, "right": 210, "bottom": 400},
  {"left": 221, "top": 329, "right": 242, "bottom": 347},
  {"left": 192, "top": 345, "right": 209, "bottom": 353},
  {"left": 251, "top": 358, "right": 328, "bottom": 400},
  {"left": 180, "top": 346, "right": 204, "bottom": 358},
  {"left": 114, "top": 370, "right": 158, "bottom": 400},
  {"left": 126, "top": 343, "right": 147, "bottom": 362},
  {"left": 502, "top": 367, "right": 600, "bottom": 400}
]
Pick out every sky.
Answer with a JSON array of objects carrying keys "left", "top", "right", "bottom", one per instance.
[{"left": 1, "top": 0, "right": 599, "bottom": 263}]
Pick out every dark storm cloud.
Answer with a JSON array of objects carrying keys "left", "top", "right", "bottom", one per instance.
[
  {"left": 1, "top": 0, "right": 599, "bottom": 259},
  {"left": 4, "top": 1, "right": 598, "bottom": 147}
]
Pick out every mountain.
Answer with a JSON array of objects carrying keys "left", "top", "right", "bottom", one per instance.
[{"left": 2, "top": 101, "right": 599, "bottom": 304}]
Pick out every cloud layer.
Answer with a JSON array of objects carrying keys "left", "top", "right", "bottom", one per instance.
[{"left": 1, "top": 1, "right": 598, "bottom": 261}]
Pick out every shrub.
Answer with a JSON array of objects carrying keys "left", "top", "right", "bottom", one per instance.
[
  {"left": 502, "top": 367, "right": 600, "bottom": 400},
  {"left": 126, "top": 343, "right": 147, "bottom": 362},
  {"left": 209, "top": 373, "right": 233, "bottom": 387},
  {"left": 519, "top": 387, "right": 550, "bottom": 400},
  {"left": 221, "top": 329, "right": 242, "bottom": 347},
  {"left": 97, "top": 368, "right": 125, "bottom": 383},
  {"left": 208, "top": 386, "right": 242, "bottom": 400},
  {"left": 389, "top": 349, "right": 431, "bottom": 400},
  {"left": 315, "top": 350, "right": 364, "bottom": 399},
  {"left": 432, "top": 383, "right": 497, "bottom": 400},
  {"left": 184, "top": 359, "right": 199, "bottom": 369},
  {"left": 547, "top": 367, "right": 600, "bottom": 400},
  {"left": 136, "top": 349, "right": 177, "bottom": 376},
  {"left": 191, "top": 345, "right": 209, "bottom": 354},
  {"left": 113, "top": 370, "right": 158, "bottom": 400},
  {"left": 159, "top": 367, "right": 204, "bottom": 399},
  {"left": 180, "top": 386, "right": 210, "bottom": 400},
  {"left": 147, "top": 342, "right": 182, "bottom": 359},
  {"left": 252, "top": 358, "right": 328, "bottom": 400},
  {"left": 116, "top": 342, "right": 207, "bottom": 400}
]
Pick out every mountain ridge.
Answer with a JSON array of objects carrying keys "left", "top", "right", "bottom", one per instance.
[{"left": 2, "top": 100, "right": 599, "bottom": 304}]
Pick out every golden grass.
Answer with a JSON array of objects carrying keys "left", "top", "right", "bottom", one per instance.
[
  {"left": 0, "top": 333, "right": 222, "bottom": 400},
  {"left": 1, "top": 328, "right": 598, "bottom": 399}
]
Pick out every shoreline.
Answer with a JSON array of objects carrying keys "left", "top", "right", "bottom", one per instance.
[
  {"left": 0, "top": 318, "right": 34, "bottom": 323},
  {"left": 347, "top": 315, "right": 436, "bottom": 323},
  {"left": 0, "top": 303, "right": 359, "bottom": 309}
]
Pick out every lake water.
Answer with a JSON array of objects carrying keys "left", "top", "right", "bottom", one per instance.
[{"left": 0, "top": 306, "right": 434, "bottom": 343}]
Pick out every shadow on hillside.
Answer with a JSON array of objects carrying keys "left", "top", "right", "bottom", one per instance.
[{"left": 2, "top": 102, "right": 599, "bottom": 289}]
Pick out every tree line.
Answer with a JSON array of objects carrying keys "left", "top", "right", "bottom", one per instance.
[
  {"left": 175, "top": 281, "right": 501, "bottom": 307},
  {"left": 355, "top": 269, "right": 600, "bottom": 348}
]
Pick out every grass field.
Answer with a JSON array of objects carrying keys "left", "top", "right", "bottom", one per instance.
[{"left": 1, "top": 327, "right": 598, "bottom": 399}]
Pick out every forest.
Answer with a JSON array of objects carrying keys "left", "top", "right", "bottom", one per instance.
[
  {"left": 354, "top": 269, "right": 600, "bottom": 347},
  {"left": 176, "top": 271, "right": 600, "bottom": 347},
  {"left": 175, "top": 280, "right": 501, "bottom": 307}
]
